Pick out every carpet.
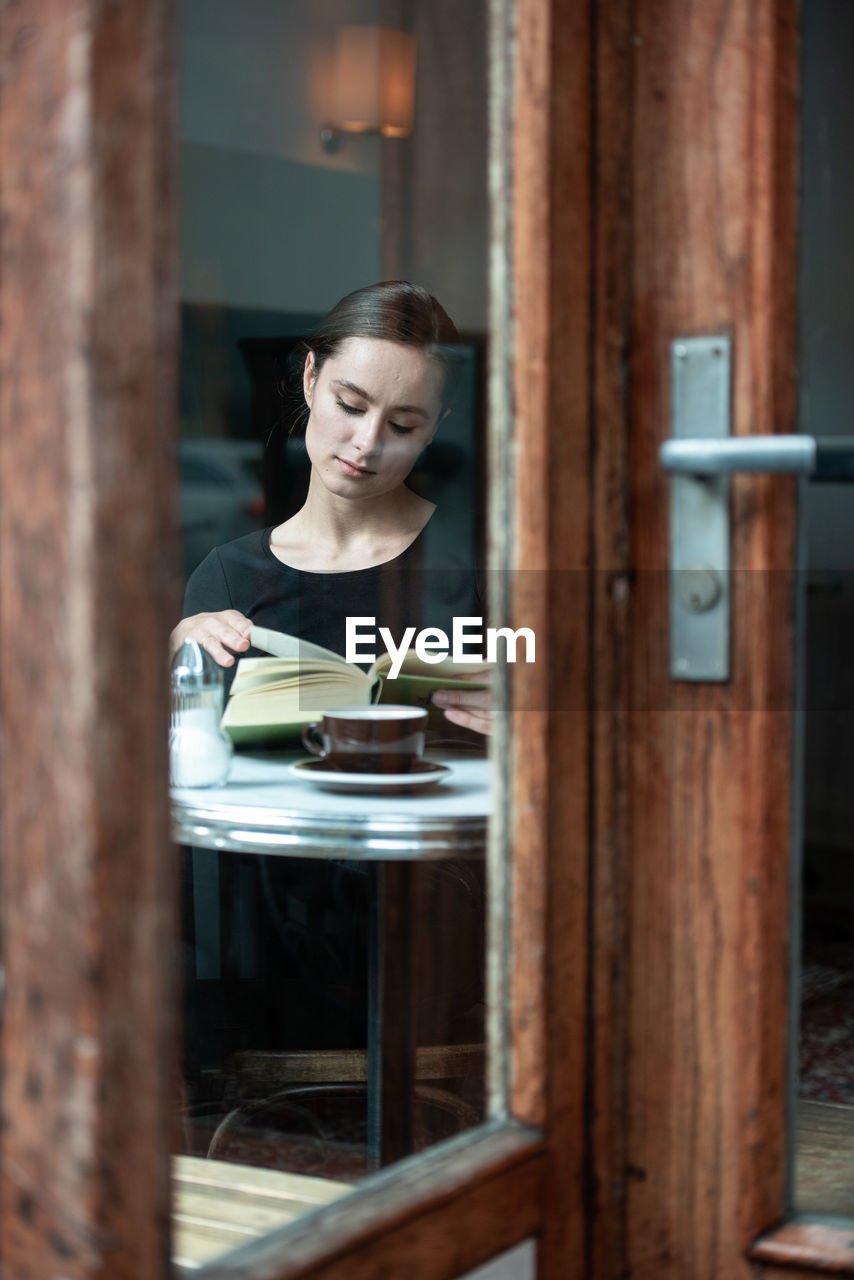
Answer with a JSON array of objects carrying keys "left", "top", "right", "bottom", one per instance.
[{"left": 800, "top": 942, "right": 854, "bottom": 1105}]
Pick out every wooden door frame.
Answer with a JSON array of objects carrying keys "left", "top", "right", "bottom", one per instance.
[
  {"left": 0, "top": 1, "right": 180, "bottom": 1276},
  {"left": 185, "top": 0, "right": 595, "bottom": 1271},
  {"left": 602, "top": 0, "right": 854, "bottom": 1276},
  {"left": 0, "top": 0, "right": 594, "bottom": 1276},
  {"left": 6, "top": 1, "right": 833, "bottom": 1277}
]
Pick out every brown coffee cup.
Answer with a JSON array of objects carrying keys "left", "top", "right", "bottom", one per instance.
[{"left": 301, "top": 705, "right": 428, "bottom": 774}]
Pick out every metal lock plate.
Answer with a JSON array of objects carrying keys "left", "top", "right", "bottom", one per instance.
[{"left": 669, "top": 335, "right": 731, "bottom": 680}]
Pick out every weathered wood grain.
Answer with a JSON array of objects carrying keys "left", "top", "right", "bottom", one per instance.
[
  {"left": 623, "top": 2, "right": 800, "bottom": 1277},
  {"left": 224, "top": 1045, "right": 484, "bottom": 1087},
  {"left": 752, "top": 1219, "right": 854, "bottom": 1274},
  {"left": 794, "top": 1100, "right": 854, "bottom": 1218},
  {"left": 0, "top": 1, "right": 179, "bottom": 1275},
  {"left": 507, "top": 0, "right": 593, "bottom": 1277},
  {"left": 587, "top": 3, "right": 635, "bottom": 1277},
  {"left": 172, "top": 1157, "right": 351, "bottom": 1273},
  {"left": 192, "top": 1123, "right": 542, "bottom": 1280}
]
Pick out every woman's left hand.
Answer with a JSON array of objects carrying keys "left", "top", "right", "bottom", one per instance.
[{"left": 431, "top": 670, "right": 494, "bottom": 736}]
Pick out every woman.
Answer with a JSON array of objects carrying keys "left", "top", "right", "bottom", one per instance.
[
  {"left": 170, "top": 280, "right": 490, "bottom": 735},
  {"left": 176, "top": 285, "right": 489, "bottom": 1133}
]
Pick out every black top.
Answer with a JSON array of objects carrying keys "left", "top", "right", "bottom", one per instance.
[{"left": 183, "top": 520, "right": 483, "bottom": 695}]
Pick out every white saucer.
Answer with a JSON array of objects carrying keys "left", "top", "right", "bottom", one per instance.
[{"left": 289, "top": 758, "right": 450, "bottom": 794}]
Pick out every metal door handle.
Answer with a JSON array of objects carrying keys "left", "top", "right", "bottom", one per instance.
[
  {"left": 663, "top": 336, "right": 854, "bottom": 682},
  {"left": 659, "top": 335, "right": 854, "bottom": 683},
  {"left": 661, "top": 434, "right": 854, "bottom": 480}
]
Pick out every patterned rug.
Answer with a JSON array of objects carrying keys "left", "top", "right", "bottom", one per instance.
[{"left": 799, "top": 942, "right": 854, "bottom": 1104}]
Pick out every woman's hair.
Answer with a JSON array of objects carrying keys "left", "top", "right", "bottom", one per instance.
[
  {"left": 312, "top": 280, "right": 460, "bottom": 396},
  {"left": 284, "top": 280, "right": 461, "bottom": 436},
  {"left": 310, "top": 279, "right": 458, "bottom": 359}
]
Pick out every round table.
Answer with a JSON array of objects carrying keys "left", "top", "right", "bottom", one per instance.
[
  {"left": 171, "top": 749, "right": 491, "bottom": 860},
  {"left": 172, "top": 749, "right": 491, "bottom": 1166}
]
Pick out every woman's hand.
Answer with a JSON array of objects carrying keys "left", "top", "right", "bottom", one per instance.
[
  {"left": 430, "top": 670, "right": 494, "bottom": 736},
  {"left": 169, "top": 610, "right": 253, "bottom": 668}
]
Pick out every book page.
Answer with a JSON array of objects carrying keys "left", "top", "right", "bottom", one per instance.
[
  {"left": 250, "top": 625, "right": 347, "bottom": 666},
  {"left": 230, "top": 658, "right": 371, "bottom": 696}
]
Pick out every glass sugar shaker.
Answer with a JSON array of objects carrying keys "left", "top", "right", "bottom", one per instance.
[{"left": 169, "top": 639, "right": 233, "bottom": 787}]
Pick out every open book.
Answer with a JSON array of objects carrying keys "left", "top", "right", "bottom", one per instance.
[{"left": 221, "top": 625, "right": 491, "bottom": 746}]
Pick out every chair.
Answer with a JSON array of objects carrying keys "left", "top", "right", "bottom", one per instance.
[{"left": 205, "top": 1043, "right": 485, "bottom": 1177}]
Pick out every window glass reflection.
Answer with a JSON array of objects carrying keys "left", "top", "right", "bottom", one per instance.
[
  {"left": 172, "top": 0, "right": 490, "bottom": 1263},
  {"left": 796, "top": 0, "right": 854, "bottom": 1219}
]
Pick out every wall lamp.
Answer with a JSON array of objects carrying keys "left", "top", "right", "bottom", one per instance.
[{"left": 320, "top": 25, "right": 417, "bottom": 153}]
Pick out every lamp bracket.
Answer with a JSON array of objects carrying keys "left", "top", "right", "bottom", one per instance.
[{"left": 320, "top": 125, "right": 343, "bottom": 153}]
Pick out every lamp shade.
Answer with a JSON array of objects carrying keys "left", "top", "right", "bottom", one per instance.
[{"left": 330, "top": 25, "right": 417, "bottom": 137}]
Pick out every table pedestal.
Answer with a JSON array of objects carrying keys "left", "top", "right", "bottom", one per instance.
[
  {"left": 368, "top": 862, "right": 417, "bottom": 1167},
  {"left": 173, "top": 750, "right": 489, "bottom": 1169}
]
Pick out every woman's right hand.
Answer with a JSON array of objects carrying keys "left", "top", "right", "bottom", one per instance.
[{"left": 169, "top": 610, "right": 253, "bottom": 668}]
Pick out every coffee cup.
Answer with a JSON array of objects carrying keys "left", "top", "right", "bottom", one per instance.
[{"left": 301, "top": 705, "right": 428, "bottom": 774}]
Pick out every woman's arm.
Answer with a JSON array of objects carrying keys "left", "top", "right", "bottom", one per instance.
[
  {"left": 169, "top": 609, "right": 252, "bottom": 666},
  {"left": 430, "top": 670, "right": 494, "bottom": 736},
  {"left": 170, "top": 547, "right": 252, "bottom": 667}
]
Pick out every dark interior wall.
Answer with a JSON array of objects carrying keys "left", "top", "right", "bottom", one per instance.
[
  {"left": 380, "top": 0, "right": 488, "bottom": 334},
  {"left": 799, "top": 2, "right": 854, "bottom": 854},
  {"left": 799, "top": 0, "right": 854, "bottom": 477}
]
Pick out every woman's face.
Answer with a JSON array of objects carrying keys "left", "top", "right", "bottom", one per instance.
[{"left": 303, "top": 336, "right": 445, "bottom": 502}]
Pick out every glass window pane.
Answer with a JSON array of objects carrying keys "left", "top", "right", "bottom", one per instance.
[
  {"left": 171, "top": 0, "right": 499, "bottom": 1265},
  {"left": 795, "top": 0, "right": 854, "bottom": 1219}
]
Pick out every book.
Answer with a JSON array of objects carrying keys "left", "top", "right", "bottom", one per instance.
[{"left": 221, "top": 625, "right": 491, "bottom": 746}]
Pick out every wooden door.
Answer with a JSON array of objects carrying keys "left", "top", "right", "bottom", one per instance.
[
  {"left": 0, "top": 0, "right": 590, "bottom": 1277},
  {"left": 2, "top": 1, "right": 835, "bottom": 1278},
  {"left": 620, "top": 0, "right": 798, "bottom": 1258},
  {"left": 589, "top": 0, "right": 854, "bottom": 1276}
]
